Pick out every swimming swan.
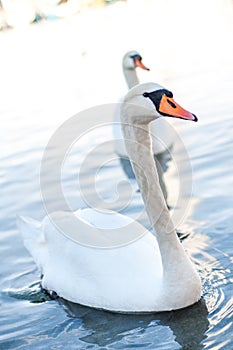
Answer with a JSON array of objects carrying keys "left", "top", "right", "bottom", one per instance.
[
  {"left": 19, "top": 82, "right": 201, "bottom": 313},
  {"left": 114, "top": 51, "right": 173, "bottom": 199},
  {"left": 114, "top": 51, "right": 174, "bottom": 158}
]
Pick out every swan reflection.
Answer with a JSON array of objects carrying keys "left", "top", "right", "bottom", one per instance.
[{"left": 59, "top": 297, "right": 209, "bottom": 349}]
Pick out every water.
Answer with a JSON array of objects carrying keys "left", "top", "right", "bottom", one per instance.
[{"left": 1, "top": 0, "right": 233, "bottom": 348}]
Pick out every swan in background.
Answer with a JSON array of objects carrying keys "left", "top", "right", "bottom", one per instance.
[
  {"left": 19, "top": 82, "right": 201, "bottom": 313},
  {"left": 122, "top": 50, "right": 150, "bottom": 89},
  {"left": 113, "top": 51, "right": 151, "bottom": 161},
  {"left": 119, "top": 51, "right": 174, "bottom": 154},
  {"left": 114, "top": 51, "right": 174, "bottom": 199}
]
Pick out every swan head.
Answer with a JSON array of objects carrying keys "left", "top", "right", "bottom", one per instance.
[
  {"left": 122, "top": 50, "right": 150, "bottom": 71},
  {"left": 121, "top": 82, "right": 197, "bottom": 125}
]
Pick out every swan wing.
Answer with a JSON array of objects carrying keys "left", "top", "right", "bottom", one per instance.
[
  {"left": 19, "top": 209, "right": 163, "bottom": 312},
  {"left": 17, "top": 215, "right": 48, "bottom": 273}
]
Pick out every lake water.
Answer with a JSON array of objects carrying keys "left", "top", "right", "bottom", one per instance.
[{"left": 1, "top": 0, "right": 233, "bottom": 349}]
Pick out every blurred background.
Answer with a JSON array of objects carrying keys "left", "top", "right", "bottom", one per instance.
[
  {"left": 1, "top": 0, "right": 233, "bottom": 349},
  {"left": 0, "top": 0, "right": 109, "bottom": 29}
]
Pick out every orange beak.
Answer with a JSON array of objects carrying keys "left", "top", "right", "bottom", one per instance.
[
  {"left": 159, "top": 95, "right": 197, "bottom": 122},
  {"left": 134, "top": 57, "right": 150, "bottom": 71}
]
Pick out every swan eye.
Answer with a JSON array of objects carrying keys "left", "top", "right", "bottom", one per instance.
[
  {"left": 142, "top": 89, "right": 178, "bottom": 115},
  {"left": 130, "top": 54, "right": 142, "bottom": 62}
]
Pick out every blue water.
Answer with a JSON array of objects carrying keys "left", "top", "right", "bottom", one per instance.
[{"left": 1, "top": 1, "right": 233, "bottom": 349}]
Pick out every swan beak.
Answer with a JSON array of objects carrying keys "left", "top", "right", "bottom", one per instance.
[
  {"left": 134, "top": 57, "right": 150, "bottom": 71},
  {"left": 159, "top": 95, "right": 198, "bottom": 122}
]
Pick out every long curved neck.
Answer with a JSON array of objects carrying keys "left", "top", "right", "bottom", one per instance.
[
  {"left": 122, "top": 122, "right": 175, "bottom": 235},
  {"left": 123, "top": 66, "right": 139, "bottom": 89},
  {"left": 121, "top": 121, "right": 192, "bottom": 283}
]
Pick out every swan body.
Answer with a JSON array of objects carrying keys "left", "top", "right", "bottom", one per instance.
[
  {"left": 19, "top": 209, "right": 165, "bottom": 312},
  {"left": 19, "top": 82, "right": 201, "bottom": 313},
  {"left": 114, "top": 51, "right": 174, "bottom": 157}
]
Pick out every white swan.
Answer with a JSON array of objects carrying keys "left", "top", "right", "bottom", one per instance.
[
  {"left": 19, "top": 82, "right": 201, "bottom": 313},
  {"left": 122, "top": 50, "right": 150, "bottom": 89},
  {"left": 114, "top": 51, "right": 174, "bottom": 158}
]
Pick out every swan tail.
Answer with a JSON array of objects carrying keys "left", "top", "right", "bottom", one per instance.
[{"left": 17, "top": 215, "right": 47, "bottom": 272}]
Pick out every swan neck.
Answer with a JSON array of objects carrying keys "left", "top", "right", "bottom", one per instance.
[
  {"left": 121, "top": 121, "right": 191, "bottom": 283},
  {"left": 123, "top": 67, "right": 139, "bottom": 89},
  {"left": 122, "top": 122, "right": 175, "bottom": 237}
]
